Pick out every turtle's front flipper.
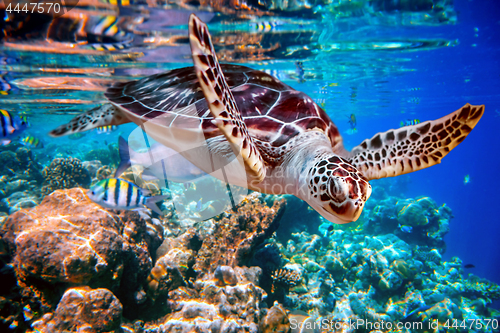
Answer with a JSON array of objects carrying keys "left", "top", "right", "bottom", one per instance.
[
  {"left": 188, "top": 14, "right": 266, "bottom": 183},
  {"left": 49, "top": 104, "right": 130, "bottom": 137},
  {"left": 349, "top": 104, "right": 484, "bottom": 180}
]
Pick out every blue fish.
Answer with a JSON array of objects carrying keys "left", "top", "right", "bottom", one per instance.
[
  {"left": 347, "top": 113, "right": 357, "bottom": 130},
  {"left": 324, "top": 224, "right": 334, "bottom": 237},
  {"left": 196, "top": 198, "right": 203, "bottom": 211},
  {"left": 401, "top": 305, "right": 432, "bottom": 322},
  {"left": 400, "top": 119, "right": 421, "bottom": 127},
  {"left": 0, "top": 109, "right": 28, "bottom": 145},
  {"left": 399, "top": 224, "right": 413, "bottom": 233}
]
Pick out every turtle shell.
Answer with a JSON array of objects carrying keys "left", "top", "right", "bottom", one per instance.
[{"left": 105, "top": 64, "right": 342, "bottom": 158}]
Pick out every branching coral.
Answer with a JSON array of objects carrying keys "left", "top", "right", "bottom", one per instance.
[
  {"left": 271, "top": 267, "right": 302, "bottom": 293},
  {"left": 96, "top": 165, "right": 113, "bottom": 181},
  {"left": 41, "top": 157, "right": 91, "bottom": 195}
]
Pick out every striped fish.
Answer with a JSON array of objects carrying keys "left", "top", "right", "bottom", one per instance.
[
  {"left": 96, "top": 125, "right": 118, "bottom": 134},
  {"left": 87, "top": 15, "right": 133, "bottom": 51},
  {"left": 87, "top": 178, "right": 170, "bottom": 214},
  {"left": 0, "top": 109, "right": 28, "bottom": 145},
  {"left": 251, "top": 21, "right": 281, "bottom": 33},
  {"left": 20, "top": 135, "right": 44, "bottom": 148},
  {"left": 400, "top": 119, "right": 421, "bottom": 127}
]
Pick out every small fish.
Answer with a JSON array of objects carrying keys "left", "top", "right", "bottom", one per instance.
[
  {"left": 464, "top": 264, "right": 475, "bottom": 269},
  {"left": 0, "top": 109, "right": 28, "bottom": 145},
  {"left": 400, "top": 119, "right": 421, "bottom": 127},
  {"left": 93, "top": 15, "right": 119, "bottom": 36},
  {"left": 347, "top": 113, "right": 356, "bottom": 130},
  {"left": 252, "top": 21, "right": 280, "bottom": 33},
  {"left": 105, "top": 0, "right": 131, "bottom": 6},
  {"left": 463, "top": 174, "right": 470, "bottom": 185},
  {"left": 401, "top": 305, "right": 432, "bottom": 322},
  {"left": 294, "top": 61, "right": 305, "bottom": 83},
  {"left": 89, "top": 43, "right": 131, "bottom": 51},
  {"left": 196, "top": 198, "right": 203, "bottom": 211},
  {"left": 96, "top": 125, "right": 118, "bottom": 134},
  {"left": 87, "top": 14, "right": 133, "bottom": 51},
  {"left": 323, "top": 224, "right": 334, "bottom": 237},
  {"left": 20, "top": 135, "right": 43, "bottom": 148},
  {"left": 68, "top": 132, "right": 86, "bottom": 140},
  {"left": 183, "top": 182, "right": 193, "bottom": 190},
  {"left": 399, "top": 224, "right": 413, "bottom": 233},
  {"left": 87, "top": 178, "right": 170, "bottom": 214},
  {"left": 0, "top": 75, "right": 12, "bottom": 93}
]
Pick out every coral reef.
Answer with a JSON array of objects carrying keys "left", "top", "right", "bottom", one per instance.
[
  {"left": 271, "top": 267, "right": 302, "bottom": 293},
  {"left": 96, "top": 165, "right": 113, "bottom": 182},
  {"left": 364, "top": 195, "right": 453, "bottom": 251},
  {"left": 0, "top": 188, "right": 293, "bottom": 332},
  {"left": 0, "top": 147, "right": 44, "bottom": 214},
  {"left": 83, "top": 144, "right": 119, "bottom": 167},
  {"left": 0, "top": 148, "right": 43, "bottom": 184},
  {"left": 274, "top": 218, "right": 500, "bottom": 328},
  {"left": 193, "top": 195, "right": 286, "bottom": 276},
  {"left": 0, "top": 186, "right": 498, "bottom": 333},
  {"left": 0, "top": 188, "right": 162, "bottom": 319},
  {"left": 129, "top": 266, "right": 268, "bottom": 332},
  {"left": 1, "top": 189, "right": 40, "bottom": 214},
  {"left": 82, "top": 160, "right": 103, "bottom": 179},
  {"left": 41, "top": 157, "right": 91, "bottom": 195},
  {"left": 31, "top": 287, "right": 123, "bottom": 333}
]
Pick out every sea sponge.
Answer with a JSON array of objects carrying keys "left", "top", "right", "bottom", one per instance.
[{"left": 41, "top": 157, "right": 91, "bottom": 195}]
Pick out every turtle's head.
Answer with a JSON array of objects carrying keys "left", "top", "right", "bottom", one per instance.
[{"left": 302, "top": 155, "right": 372, "bottom": 224}]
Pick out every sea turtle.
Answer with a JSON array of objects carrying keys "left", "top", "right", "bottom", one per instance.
[{"left": 49, "top": 14, "right": 484, "bottom": 224}]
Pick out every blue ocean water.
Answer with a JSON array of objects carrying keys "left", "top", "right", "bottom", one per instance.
[
  {"left": 337, "top": 0, "right": 500, "bottom": 286},
  {"left": 0, "top": 0, "right": 499, "bottom": 328}
]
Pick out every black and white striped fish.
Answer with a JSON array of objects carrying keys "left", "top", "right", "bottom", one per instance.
[{"left": 87, "top": 178, "right": 170, "bottom": 214}]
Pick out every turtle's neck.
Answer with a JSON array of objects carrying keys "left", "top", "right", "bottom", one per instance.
[{"left": 262, "top": 131, "right": 336, "bottom": 196}]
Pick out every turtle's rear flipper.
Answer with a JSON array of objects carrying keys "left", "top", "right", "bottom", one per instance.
[
  {"left": 188, "top": 14, "right": 266, "bottom": 183},
  {"left": 349, "top": 104, "right": 484, "bottom": 181},
  {"left": 49, "top": 104, "right": 131, "bottom": 137}
]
